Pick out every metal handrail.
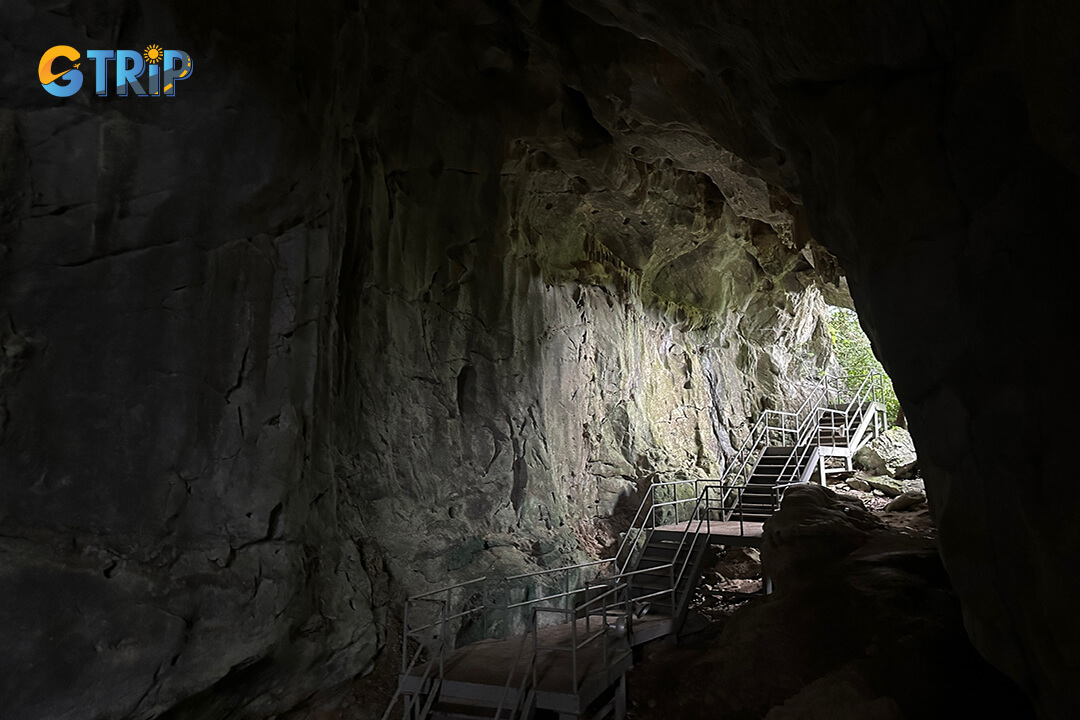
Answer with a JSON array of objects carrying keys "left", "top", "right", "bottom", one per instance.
[
  {"left": 531, "top": 579, "right": 632, "bottom": 695},
  {"left": 382, "top": 598, "right": 451, "bottom": 720},
  {"left": 494, "top": 608, "right": 536, "bottom": 720},
  {"left": 716, "top": 373, "right": 835, "bottom": 490},
  {"left": 408, "top": 575, "right": 488, "bottom": 601},
  {"left": 505, "top": 558, "right": 611, "bottom": 582},
  {"left": 766, "top": 371, "right": 885, "bottom": 487},
  {"left": 612, "top": 483, "right": 657, "bottom": 574}
]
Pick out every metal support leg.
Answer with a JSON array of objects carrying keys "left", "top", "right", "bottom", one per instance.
[{"left": 615, "top": 674, "right": 627, "bottom": 720}]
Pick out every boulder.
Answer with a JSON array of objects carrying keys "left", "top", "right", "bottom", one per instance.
[
  {"left": 885, "top": 492, "right": 927, "bottom": 512},
  {"left": 762, "top": 484, "right": 880, "bottom": 590},
  {"left": 715, "top": 546, "right": 762, "bottom": 579},
  {"left": 865, "top": 477, "right": 904, "bottom": 498},
  {"left": 854, "top": 428, "right": 918, "bottom": 478},
  {"left": 892, "top": 460, "right": 920, "bottom": 480},
  {"left": 846, "top": 477, "right": 871, "bottom": 492},
  {"left": 901, "top": 479, "right": 926, "bottom": 495},
  {"left": 655, "top": 484, "right": 1035, "bottom": 720}
]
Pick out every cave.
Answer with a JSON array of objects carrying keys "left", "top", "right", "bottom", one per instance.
[{"left": 2, "top": 1, "right": 1079, "bottom": 719}]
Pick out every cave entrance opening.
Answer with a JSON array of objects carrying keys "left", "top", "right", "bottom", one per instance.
[{"left": 826, "top": 304, "right": 903, "bottom": 428}]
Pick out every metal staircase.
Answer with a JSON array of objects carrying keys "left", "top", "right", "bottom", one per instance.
[
  {"left": 737, "top": 446, "right": 820, "bottom": 521},
  {"left": 620, "top": 526, "right": 712, "bottom": 647},
  {"left": 382, "top": 372, "right": 888, "bottom": 720}
]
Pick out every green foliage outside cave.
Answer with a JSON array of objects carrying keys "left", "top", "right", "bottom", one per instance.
[{"left": 826, "top": 307, "right": 902, "bottom": 425}]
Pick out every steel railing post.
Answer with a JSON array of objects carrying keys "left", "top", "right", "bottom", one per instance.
[
  {"left": 601, "top": 587, "right": 609, "bottom": 680},
  {"left": 584, "top": 579, "right": 591, "bottom": 633},
  {"left": 706, "top": 486, "right": 711, "bottom": 533},
  {"left": 401, "top": 602, "right": 409, "bottom": 675},
  {"left": 571, "top": 608, "right": 579, "bottom": 695},
  {"left": 440, "top": 592, "right": 449, "bottom": 680},
  {"left": 564, "top": 572, "right": 571, "bottom": 617},
  {"left": 531, "top": 611, "right": 539, "bottom": 700}
]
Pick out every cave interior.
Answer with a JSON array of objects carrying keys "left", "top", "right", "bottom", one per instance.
[{"left": 1, "top": 1, "right": 1079, "bottom": 719}]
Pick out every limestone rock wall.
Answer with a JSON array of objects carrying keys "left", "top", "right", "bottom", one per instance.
[
  {"left": 336, "top": 134, "right": 840, "bottom": 597},
  {"left": 4, "top": 0, "right": 1078, "bottom": 718},
  {"left": 0, "top": 4, "right": 368, "bottom": 719},
  {"left": 0, "top": 2, "right": 844, "bottom": 718}
]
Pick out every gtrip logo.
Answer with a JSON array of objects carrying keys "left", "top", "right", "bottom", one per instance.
[{"left": 39, "top": 45, "right": 193, "bottom": 98}]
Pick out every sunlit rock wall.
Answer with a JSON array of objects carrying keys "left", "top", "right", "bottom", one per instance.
[{"left": 335, "top": 131, "right": 841, "bottom": 597}]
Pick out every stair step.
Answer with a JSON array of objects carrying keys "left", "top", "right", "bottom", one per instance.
[
  {"left": 732, "top": 513, "right": 772, "bottom": 521},
  {"left": 636, "top": 555, "right": 702, "bottom": 575},
  {"left": 630, "top": 576, "right": 675, "bottom": 591},
  {"left": 741, "top": 489, "right": 778, "bottom": 498},
  {"left": 640, "top": 546, "right": 685, "bottom": 560},
  {"left": 645, "top": 541, "right": 697, "bottom": 555},
  {"left": 433, "top": 702, "right": 516, "bottom": 720},
  {"left": 630, "top": 569, "right": 695, "bottom": 587},
  {"left": 637, "top": 557, "right": 689, "bottom": 571},
  {"left": 751, "top": 474, "right": 789, "bottom": 481},
  {"left": 650, "top": 530, "right": 690, "bottom": 542}
]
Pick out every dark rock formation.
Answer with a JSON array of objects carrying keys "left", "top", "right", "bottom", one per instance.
[
  {"left": 1, "top": 0, "right": 1078, "bottom": 718},
  {"left": 0, "top": 3, "right": 841, "bottom": 718},
  {"left": 627, "top": 485, "right": 1035, "bottom": 720}
]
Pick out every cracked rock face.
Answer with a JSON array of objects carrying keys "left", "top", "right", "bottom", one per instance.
[
  {"left": 1, "top": 1, "right": 1078, "bottom": 718},
  {"left": 1, "top": 3, "right": 843, "bottom": 719}
]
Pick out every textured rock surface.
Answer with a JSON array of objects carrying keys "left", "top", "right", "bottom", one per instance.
[
  {"left": 865, "top": 476, "right": 905, "bottom": 498},
  {"left": 885, "top": 491, "right": 928, "bottom": 513},
  {"left": 713, "top": 546, "right": 762, "bottom": 581},
  {"left": 2, "top": 0, "right": 1079, "bottom": 718},
  {"left": 854, "top": 427, "right": 918, "bottom": 478},
  {"left": 0, "top": 3, "right": 842, "bottom": 719},
  {"left": 624, "top": 485, "right": 1035, "bottom": 720}
]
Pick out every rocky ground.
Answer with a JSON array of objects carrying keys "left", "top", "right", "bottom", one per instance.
[{"left": 625, "top": 484, "right": 1031, "bottom": 720}]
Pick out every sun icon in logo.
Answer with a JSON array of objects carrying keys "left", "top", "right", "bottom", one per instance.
[{"left": 143, "top": 44, "right": 163, "bottom": 64}]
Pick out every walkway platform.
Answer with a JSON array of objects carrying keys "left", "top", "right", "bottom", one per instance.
[
  {"left": 654, "top": 519, "right": 765, "bottom": 547},
  {"left": 402, "top": 615, "right": 669, "bottom": 717}
]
